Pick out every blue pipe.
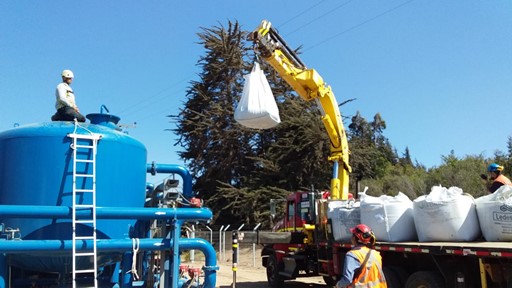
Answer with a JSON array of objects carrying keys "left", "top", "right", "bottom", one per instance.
[
  {"left": 111, "top": 262, "right": 121, "bottom": 287},
  {"left": 121, "top": 251, "right": 133, "bottom": 287},
  {"left": 0, "top": 205, "right": 212, "bottom": 221},
  {"left": 0, "top": 254, "right": 6, "bottom": 288},
  {"left": 146, "top": 183, "right": 155, "bottom": 194},
  {"left": 0, "top": 238, "right": 218, "bottom": 288},
  {"left": 146, "top": 163, "right": 193, "bottom": 199},
  {"left": 171, "top": 220, "right": 181, "bottom": 288}
]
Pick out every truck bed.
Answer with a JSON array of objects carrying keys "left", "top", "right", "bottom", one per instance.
[
  {"left": 237, "top": 231, "right": 512, "bottom": 258},
  {"left": 334, "top": 241, "right": 512, "bottom": 258}
]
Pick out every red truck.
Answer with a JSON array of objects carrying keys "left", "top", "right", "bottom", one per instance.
[{"left": 256, "top": 190, "right": 512, "bottom": 287}]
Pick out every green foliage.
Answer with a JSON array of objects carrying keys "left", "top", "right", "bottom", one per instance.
[
  {"left": 209, "top": 183, "right": 289, "bottom": 226},
  {"left": 360, "top": 163, "right": 428, "bottom": 200},
  {"left": 170, "top": 21, "right": 255, "bottom": 216},
  {"left": 348, "top": 111, "right": 398, "bottom": 184},
  {"left": 427, "top": 153, "right": 496, "bottom": 198}
]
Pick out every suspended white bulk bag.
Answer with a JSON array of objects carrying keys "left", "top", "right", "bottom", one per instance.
[
  {"left": 413, "top": 186, "right": 481, "bottom": 242},
  {"left": 234, "top": 62, "right": 281, "bottom": 129},
  {"left": 360, "top": 192, "right": 417, "bottom": 242},
  {"left": 475, "top": 185, "right": 512, "bottom": 241},
  {"left": 328, "top": 200, "right": 361, "bottom": 242}
]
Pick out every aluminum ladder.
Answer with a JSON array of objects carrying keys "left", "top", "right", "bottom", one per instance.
[{"left": 68, "top": 131, "right": 102, "bottom": 288}]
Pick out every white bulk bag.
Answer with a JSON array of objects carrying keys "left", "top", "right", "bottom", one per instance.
[
  {"left": 475, "top": 185, "right": 512, "bottom": 241},
  {"left": 360, "top": 192, "right": 417, "bottom": 242},
  {"left": 328, "top": 200, "right": 361, "bottom": 242},
  {"left": 234, "top": 62, "right": 281, "bottom": 129},
  {"left": 413, "top": 186, "right": 481, "bottom": 242}
]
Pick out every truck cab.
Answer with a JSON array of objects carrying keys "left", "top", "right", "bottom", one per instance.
[
  {"left": 263, "top": 191, "right": 339, "bottom": 287},
  {"left": 271, "top": 191, "right": 330, "bottom": 232}
]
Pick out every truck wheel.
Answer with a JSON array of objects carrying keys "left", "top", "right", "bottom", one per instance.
[
  {"left": 266, "top": 254, "right": 284, "bottom": 288},
  {"left": 323, "top": 275, "right": 339, "bottom": 286},
  {"left": 405, "top": 271, "right": 445, "bottom": 288}
]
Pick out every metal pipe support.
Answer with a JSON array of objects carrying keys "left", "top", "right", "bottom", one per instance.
[
  {"left": 146, "top": 163, "right": 193, "bottom": 199},
  {"left": 0, "top": 238, "right": 218, "bottom": 288},
  {"left": 0, "top": 205, "right": 212, "bottom": 221}
]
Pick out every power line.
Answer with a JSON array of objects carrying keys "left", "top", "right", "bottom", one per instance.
[
  {"left": 117, "top": 73, "right": 194, "bottom": 118},
  {"left": 121, "top": 1, "right": 415, "bottom": 124},
  {"left": 305, "top": 0, "right": 416, "bottom": 52},
  {"left": 119, "top": 1, "right": 350, "bottom": 123},
  {"left": 277, "top": 0, "right": 329, "bottom": 28},
  {"left": 284, "top": 0, "right": 356, "bottom": 37}
]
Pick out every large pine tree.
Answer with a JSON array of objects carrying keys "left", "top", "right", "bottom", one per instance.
[
  {"left": 171, "top": 21, "right": 252, "bottom": 204},
  {"left": 172, "top": 21, "right": 333, "bottom": 226}
]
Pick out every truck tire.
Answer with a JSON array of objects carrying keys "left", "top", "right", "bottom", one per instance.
[
  {"left": 266, "top": 254, "right": 284, "bottom": 288},
  {"left": 405, "top": 271, "right": 445, "bottom": 288}
]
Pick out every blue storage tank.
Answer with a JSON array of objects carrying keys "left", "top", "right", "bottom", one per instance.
[{"left": 0, "top": 113, "right": 147, "bottom": 273}]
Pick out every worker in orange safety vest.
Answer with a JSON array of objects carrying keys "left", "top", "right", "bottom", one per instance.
[
  {"left": 484, "top": 163, "right": 512, "bottom": 193},
  {"left": 336, "top": 224, "right": 387, "bottom": 288}
]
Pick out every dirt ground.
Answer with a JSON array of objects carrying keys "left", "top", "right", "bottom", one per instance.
[{"left": 182, "top": 247, "right": 329, "bottom": 288}]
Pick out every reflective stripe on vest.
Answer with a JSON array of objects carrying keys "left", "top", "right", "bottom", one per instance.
[{"left": 349, "top": 246, "right": 387, "bottom": 288}]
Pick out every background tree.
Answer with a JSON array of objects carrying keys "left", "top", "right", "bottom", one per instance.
[
  {"left": 172, "top": 21, "right": 330, "bottom": 227},
  {"left": 348, "top": 111, "right": 398, "bottom": 190},
  {"left": 171, "top": 21, "right": 257, "bottom": 224},
  {"left": 426, "top": 152, "right": 488, "bottom": 197},
  {"left": 400, "top": 147, "right": 413, "bottom": 166}
]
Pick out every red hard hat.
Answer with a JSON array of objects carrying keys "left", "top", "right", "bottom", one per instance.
[{"left": 350, "top": 224, "right": 374, "bottom": 244}]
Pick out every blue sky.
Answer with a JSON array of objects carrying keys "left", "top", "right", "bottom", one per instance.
[{"left": 1, "top": 1, "right": 511, "bottom": 183}]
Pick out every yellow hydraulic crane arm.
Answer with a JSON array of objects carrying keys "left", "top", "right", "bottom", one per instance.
[{"left": 248, "top": 20, "right": 351, "bottom": 200}]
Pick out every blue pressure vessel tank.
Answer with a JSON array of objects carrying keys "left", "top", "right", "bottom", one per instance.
[{"left": 0, "top": 113, "right": 147, "bottom": 273}]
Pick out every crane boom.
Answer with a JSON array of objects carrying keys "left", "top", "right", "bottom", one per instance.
[{"left": 249, "top": 20, "right": 351, "bottom": 200}]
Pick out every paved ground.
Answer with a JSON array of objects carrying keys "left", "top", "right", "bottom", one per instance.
[
  {"left": 214, "top": 261, "right": 328, "bottom": 288},
  {"left": 182, "top": 247, "right": 329, "bottom": 288}
]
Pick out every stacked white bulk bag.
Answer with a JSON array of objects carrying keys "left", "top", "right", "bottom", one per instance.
[
  {"left": 413, "top": 186, "right": 481, "bottom": 241},
  {"left": 475, "top": 185, "right": 512, "bottom": 241},
  {"left": 360, "top": 192, "right": 417, "bottom": 242},
  {"left": 328, "top": 200, "right": 360, "bottom": 242}
]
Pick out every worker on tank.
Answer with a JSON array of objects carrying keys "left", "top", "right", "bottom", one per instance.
[
  {"left": 336, "top": 224, "right": 387, "bottom": 288},
  {"left": 51, "top": 69, "right": 86, "bottom": 122},
  {"left": 482, "top": 163, "right": 512, "bottom": 193}
]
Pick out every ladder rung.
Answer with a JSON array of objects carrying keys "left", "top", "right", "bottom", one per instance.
[
  {"left": 75, "top": 174, "right": 94, "bottom": 178},
  {"left": 75, "top": 236, "right": 95, "bottom": 240},
  {"left": 75, "top": 189, "right": 95, "bottom": 193},
  {"left": 75, "top": 251, "right": 96, "bottom": 256},
  {"left": 74, "top": 268, "right": 96, "bottom": 273},
  {"left": 68, "top": 133, "right": 102, "bottom": 140},
  {"left": 75, "top": 219, "right": 95, "bottom": 224},
  {"left": 74, "top": 204, "right": 94, "bottom": 208},
  {"left": 76, "top": 159, "right": 94, "bottom": 163},
  {"left": 75, "top": 144, "right": 95, "bottom": 149}
]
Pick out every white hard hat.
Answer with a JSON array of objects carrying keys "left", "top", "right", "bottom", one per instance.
[{"left": 61, "top": 69, "right": 74, "bottom": 78}]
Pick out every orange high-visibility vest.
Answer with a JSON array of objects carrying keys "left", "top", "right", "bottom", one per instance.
[
  {"left": 349, "top": 246, "right": 387, "bottom": 288},
  {"left": 495, "top": 174, "right": 512, "bottom": 186}
]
